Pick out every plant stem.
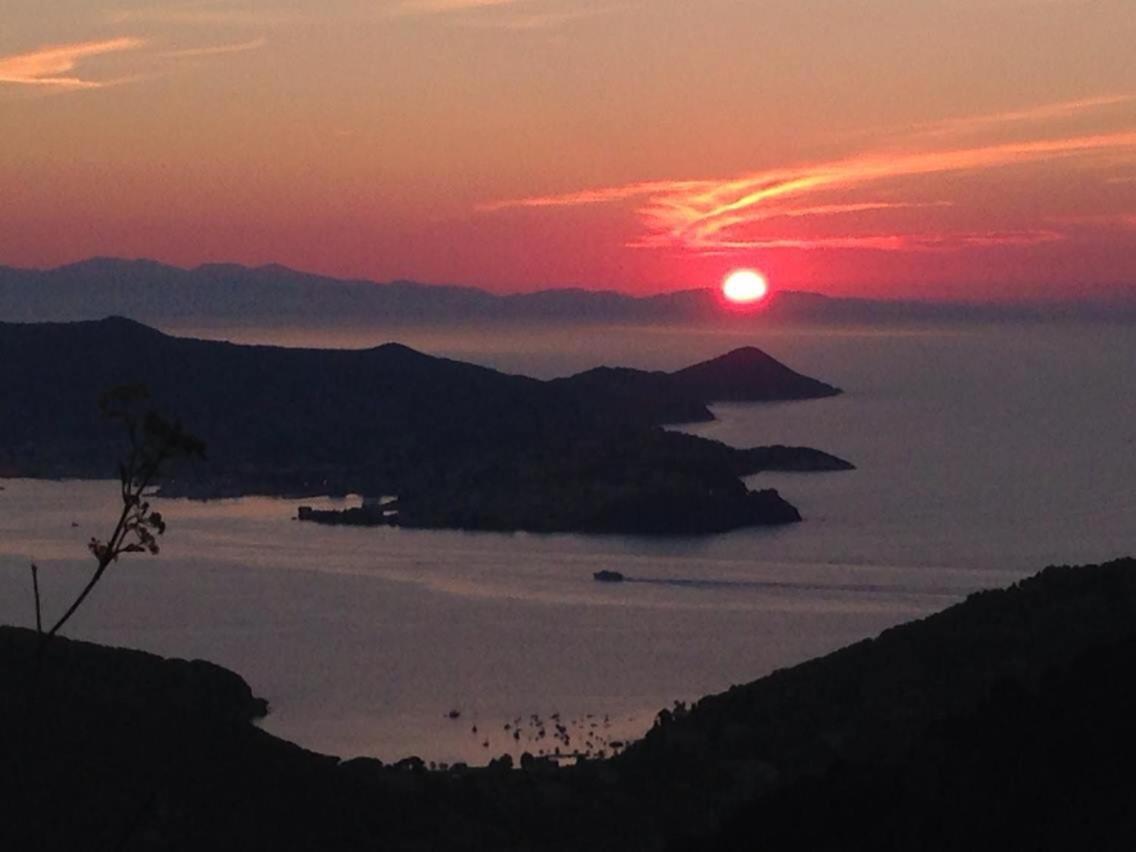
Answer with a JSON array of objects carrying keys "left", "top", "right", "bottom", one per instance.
[
  {"left": 42, "top": 484, "right": 134, "bottom": 643},
  {"left": 40, "top": 447, "right": 165, "bottom": 646},
  {"left": 31, "top": 563, "right": 42, "bottom": 634}
]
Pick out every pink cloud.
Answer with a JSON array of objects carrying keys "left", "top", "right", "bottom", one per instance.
[
  {"left": 0, "top": 38, "right": 144, "bottom": 90},
  {"left": 481, "top": 116, "right": 1136, "bottom": 254}
]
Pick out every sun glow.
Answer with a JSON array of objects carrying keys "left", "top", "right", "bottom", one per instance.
[{"left": 722, "top": 269, "right": 769, "bottom": 304}]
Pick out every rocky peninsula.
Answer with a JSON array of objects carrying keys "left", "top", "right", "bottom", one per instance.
[{"left": 0, "top": 317, "right": 852, "bottom": 535}]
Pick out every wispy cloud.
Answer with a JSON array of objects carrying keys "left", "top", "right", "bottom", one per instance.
[
  {"left": 456, "top": 5, "right": 623, "bottom": 30},
  {"left": 0, "top": 30, "right": 269, "bottom": 96},
  {"left": 480, "top": 178, "right": 705, "bottom": 211},
  {"left": 385, "top": 0, "right": 624, "bottom": 32},
  {"left": 1049, "top": 212, "right": 1136, "bottom": 231},
  {"left": 390, "top": 0, "right": 525, "bottom": 15},
  {"left": 663, "top": 229, "right": 1066, "bottom": 254},
  {"left": 106, "top": 2, "right": 298, "bottom": 27},
  {"left": 907, "top": 94, "right": 1136, "bottom": 139},
  {"left": 0, "top": 37, "right": 144, "bottom": 90},
  {"left": 160, "top": 38, "right": 268, "bottom": 59},
  {"left": 482, "top": 93, "right": 1136, "bottom": 254}
]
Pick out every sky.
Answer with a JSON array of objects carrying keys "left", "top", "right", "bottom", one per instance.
[{"left": 1, "top": 0, "right": 1135, "bottom": 302}]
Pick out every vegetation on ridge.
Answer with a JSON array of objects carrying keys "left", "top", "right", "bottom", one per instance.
[
  {"left": 4, "top": 558, "right": 1136, "bottom": 850},
  {"left": 0, "top": 317, "right": 849, "bottom": 535}
]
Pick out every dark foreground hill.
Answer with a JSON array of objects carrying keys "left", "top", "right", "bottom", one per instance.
[
  {"left": 0, "top": 317, "right": 848, "bottom": 535},
  {"left": 3, "top": 558, "right": 1136, "bottom": 851}
]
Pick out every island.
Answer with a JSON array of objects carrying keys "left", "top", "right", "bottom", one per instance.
[{"left": 0, "top": 317, "right": 852, "bottom": 535}]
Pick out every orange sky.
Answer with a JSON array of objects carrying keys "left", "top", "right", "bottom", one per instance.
[{"left": 2, "top": 0, "right": 1135, "bottom": 301}]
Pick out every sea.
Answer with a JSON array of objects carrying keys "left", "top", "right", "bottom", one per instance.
[{"left": 2, "top": 319, "right": 1133, "bottom": 765}]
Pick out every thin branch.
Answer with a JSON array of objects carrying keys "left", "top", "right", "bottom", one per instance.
[
  {"left": 43, "top": 556, "right": 112, "bottom": 644},
  {"left": 42, "top": 446, "right": 163, "bottom": 642},
  {"left": 37, "top": 386, "right": 204, "bottom": 650},
  {"left": 31, "top": 563, "right": 42, "bottom": 634}
]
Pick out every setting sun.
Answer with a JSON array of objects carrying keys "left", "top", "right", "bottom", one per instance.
[{"left": 722, "top": 269, "right": 769, "bottom": 304}]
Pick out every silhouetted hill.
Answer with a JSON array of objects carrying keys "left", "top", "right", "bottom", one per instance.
[
  {"left": 4, "top": 258, "right": 1129, "bottom": 327},
  {"left": 671, "top": 346, "right": 841, "bottom": 400},
  {"left": 547, "top": 348, "right": 839, "bottom": 427},
  {"left": 0, "top": 318, "right": 849, "bottom": 534},
  {"left": 0, "top": 316, "right": 553, "bottom": 478},
  {"left": 5, "top": 558, "right": 1136, "bottom": 850},
  {"left": 618, "top": 557, "right": 1136, "bottom": 846},
  {"left": 697, "top": 634, "right": 1136, "bottom": 851},
  {"left": 550, "top": 367, "right": 715, "bottom": 426},
  {"left": 0, "top": 625, "right": 550, "bottom": 851}
]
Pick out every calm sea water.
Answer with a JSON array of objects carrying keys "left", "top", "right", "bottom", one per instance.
[{"left": 2, "top": 320, "right": 1133, "bottom": 764}]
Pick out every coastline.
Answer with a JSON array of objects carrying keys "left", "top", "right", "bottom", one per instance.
[{"left": 5, "top": 557, "right": 1136, "bottom": 849}]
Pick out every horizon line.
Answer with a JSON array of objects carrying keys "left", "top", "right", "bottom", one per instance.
[{"left": 3, "top": 254, "right": 1135, "bottom": 309}]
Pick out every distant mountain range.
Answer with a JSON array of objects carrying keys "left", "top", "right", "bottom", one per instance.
[
  {"left": 0, "top": 317, "right": 849, "bottom": 534},
  {"left": 2, "top": 258, "right": 1129, "bottom": 327}
]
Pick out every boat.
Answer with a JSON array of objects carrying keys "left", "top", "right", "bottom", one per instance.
[{"left": 593, "top": 570, "right": 625, "bottom": 583}]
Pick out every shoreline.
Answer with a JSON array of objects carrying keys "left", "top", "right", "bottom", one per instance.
[{"left": 5, "top": 557, "right": 1136, "bottom": 849}]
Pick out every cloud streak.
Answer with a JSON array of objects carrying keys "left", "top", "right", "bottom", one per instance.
[
  {"left": 0, "top": 32, "right": 268, "bottom": 96},
  {"left": 0, "top": 38, "right": 144, "bottom": 90},
  {"left": 161, "top": 38, "right": 268, "bottom": 59},
  {"left": 482, "top": 95, "right": 1136, "bottom": 254},
  {"left": 390, "top": 0, "right": 524, "bottom": 15},
  {"left": 905, "top": 94, "right": 1136, "bottom": 139},
  {"left": 105, "top": 2, "right": 299, "bottom": 27},
  {"left": 659, "top": 229, "right": 1066, "bottom": 254},
  {"left": 453, "top": 3, "right": 627, "bottom": 30}
]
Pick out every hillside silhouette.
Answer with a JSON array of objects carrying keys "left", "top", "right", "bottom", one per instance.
[
  {"left": 4, "top": 558, "right": 1136, "bottom": 850},
  {"left": 0, "top": 318, "right": 849, "bottom": 534}
]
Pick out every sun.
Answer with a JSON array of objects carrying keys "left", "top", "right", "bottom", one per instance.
[{"left": 722, "top": 269, "right": 769, "bottom": 304}]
